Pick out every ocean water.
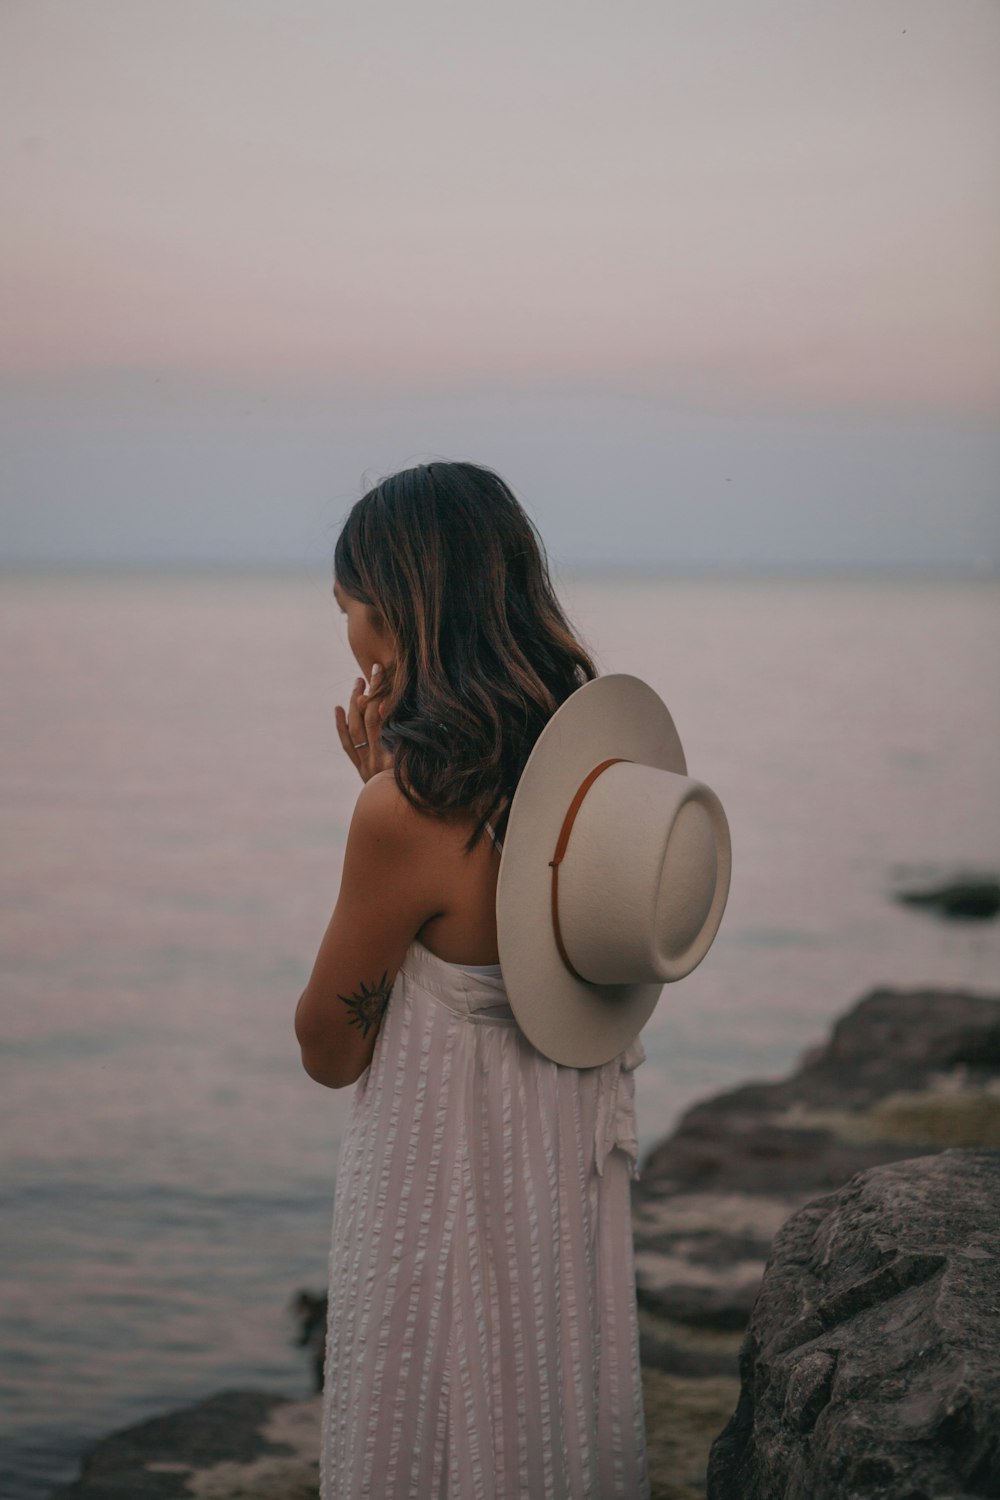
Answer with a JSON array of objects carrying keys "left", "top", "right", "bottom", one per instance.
[{"left": 2, "top": 568, "right": 998, "bottom": 1497}]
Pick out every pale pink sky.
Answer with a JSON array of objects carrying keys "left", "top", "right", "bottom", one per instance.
[{"left": 3, "top": 0, "right": 999, "bottom": 414}]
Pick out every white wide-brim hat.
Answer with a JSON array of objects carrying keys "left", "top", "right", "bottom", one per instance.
[{"left": 496, "top": 673, "right": 732, "bottom": 1068}]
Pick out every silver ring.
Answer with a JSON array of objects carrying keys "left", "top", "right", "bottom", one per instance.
[{"left": 353, "top": 740, "right": 368, "bottom": 750}]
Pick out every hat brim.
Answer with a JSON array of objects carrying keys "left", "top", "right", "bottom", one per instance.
[{"left": 496, "top": 673, "right": 690, "bottom": 1068}]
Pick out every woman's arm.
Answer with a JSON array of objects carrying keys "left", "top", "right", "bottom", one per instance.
[{"left": 295, "top": 772, "right": 442, "bottom": 1089}]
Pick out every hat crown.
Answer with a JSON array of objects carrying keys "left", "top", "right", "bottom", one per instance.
[{"left": 555, "top": 761, "right": 729, "bottom": 986}]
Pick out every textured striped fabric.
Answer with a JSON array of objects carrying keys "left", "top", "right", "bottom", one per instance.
[{"left": 320, "top": 936, "right": 650, "bottom": 1498}]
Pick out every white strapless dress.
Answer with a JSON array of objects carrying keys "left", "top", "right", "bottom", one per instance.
[{"left": 320, "top": 932, "right": 650, "bottom": 1499}]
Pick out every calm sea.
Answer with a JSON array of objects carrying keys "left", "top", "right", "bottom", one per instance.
[{"left": 2, "top": 568, "right": 998, "bottom": 1497}]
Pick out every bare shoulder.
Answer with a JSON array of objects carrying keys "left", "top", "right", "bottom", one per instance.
[
  {"left": 354, "top": 769, "right": 439, "bottom": 842},
  {"left": 353, "top": 768, "right": 403, "bottom": 821},
  {"left": 349, "top": 771, "right": 455, "bottom": 885}
]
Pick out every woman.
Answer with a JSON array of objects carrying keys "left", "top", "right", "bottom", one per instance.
[{"left": 295, "top": 460, "right": 650, "bottom": 1499}]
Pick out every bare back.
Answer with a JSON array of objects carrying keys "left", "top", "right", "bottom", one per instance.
[{"left": 415, "top": 807, "right": 505, "bottom": 966}]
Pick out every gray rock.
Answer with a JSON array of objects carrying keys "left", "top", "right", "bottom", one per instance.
[{"left": 707, "top": 1149, "right": 1000, "bottom": 1500}]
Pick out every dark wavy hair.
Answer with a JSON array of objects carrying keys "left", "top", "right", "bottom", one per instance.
[{"left": 333, "top": 460, "right": 600, "bottom": 854}]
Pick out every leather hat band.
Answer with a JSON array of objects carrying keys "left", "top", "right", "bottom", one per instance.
[{"left": 548, "top": 758, "right": 631, "bottom": 983}]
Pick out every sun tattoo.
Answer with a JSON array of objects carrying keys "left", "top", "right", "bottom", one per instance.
[{"left": 338, "top": 972, "right": 392, "bottom": 1038}]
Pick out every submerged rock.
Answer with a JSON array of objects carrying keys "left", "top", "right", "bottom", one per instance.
[
  {"left": 707, "top": 1149, "right": 1000, "bottom": 1500},
  {"left": 48, "top": 1391, "right": 321, "bottom": 1500},
  {"left": 892, "top": 877, "right": 1000, "bottom": 921}
]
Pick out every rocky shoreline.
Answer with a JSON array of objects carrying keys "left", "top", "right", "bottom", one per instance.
[
  {"left": 633, "top": 982, "right": 1000, "bottom": 1499},
  {"left": 48, "top": 983, "right": 1000, "bottom": 1500}
]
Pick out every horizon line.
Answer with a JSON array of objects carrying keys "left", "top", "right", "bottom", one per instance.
[{"left": 1, "top": 558, "right": 995, "bottom": 583}]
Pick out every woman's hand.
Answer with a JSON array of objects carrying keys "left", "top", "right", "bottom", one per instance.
[{"left": 336, "top": 664, "right": 395, "bottom": 783}]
